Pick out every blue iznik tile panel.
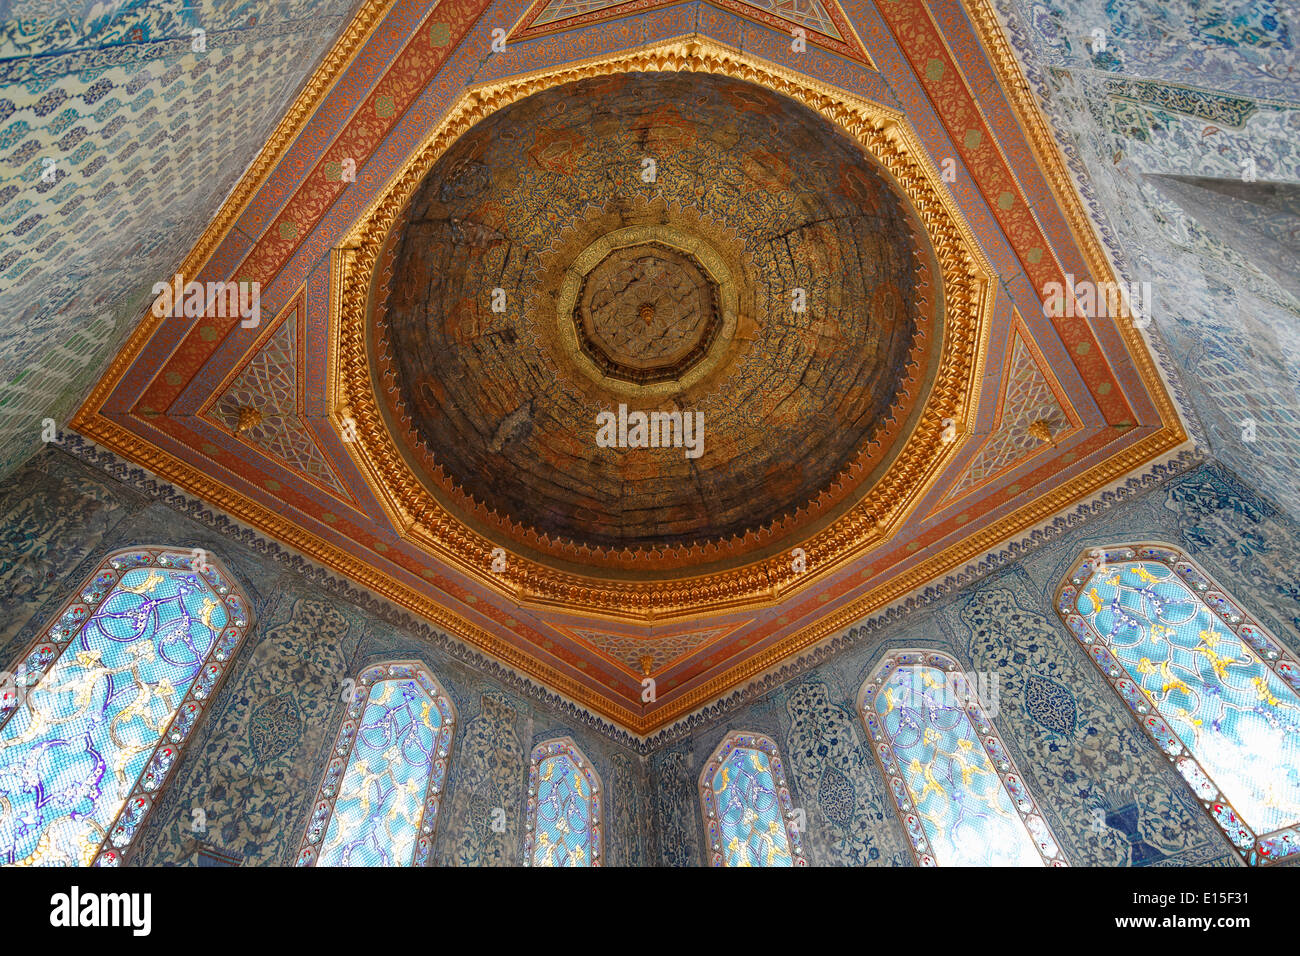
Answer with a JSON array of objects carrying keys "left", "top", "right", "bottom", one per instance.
[
  {"left": 999, "top": 0, "right": 1295, "bottom": 101},
  {"left": 1, "top": 444, "right": 1297, "bottom": 866},
  {"left": 0, "top": 446, "right": 649, "bottom": 866},
  {"left": 989, "top": 0, "right": 1300, "bottom": 520},
  {"left": 650, "top": 462, "right": 1300, "bottom": 866},
  {"left": 0, "top": 0, "right": 357, "bottom": 480}
]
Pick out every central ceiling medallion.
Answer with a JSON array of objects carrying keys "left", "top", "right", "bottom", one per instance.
[
  {"left": 556, "top": 225, "right": 737, "bottom": 393},
  {"left": 573, "top": 242, "right": 718, "bottom": 386},
  {"left": 331, "top": 41, "right": 995, "bottom": 621}
]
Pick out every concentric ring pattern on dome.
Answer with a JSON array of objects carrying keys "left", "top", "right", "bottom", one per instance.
[{"left": 375, "top": 72, "right": 939, "bottom": 563}]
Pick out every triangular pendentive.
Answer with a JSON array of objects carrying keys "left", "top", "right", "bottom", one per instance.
[
  {"left": 943, "top": 331, "right": 1074, "bottom": 501},
  {"left": 206, "top": 301, "right": 352, "bottom": 500},
  {"left": 553, "top": 621, "right": 748, "bottom": 676},
  {"left": 510, "top": 0, "right": 873, "bottom": 67}
]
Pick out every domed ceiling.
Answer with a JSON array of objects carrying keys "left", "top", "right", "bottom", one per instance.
[
  {"left": 377, "top": 72, "right": 937, "bottom": 566},
  {"left": 72, "top": 3, "right": 1188, "bottom": 735}
]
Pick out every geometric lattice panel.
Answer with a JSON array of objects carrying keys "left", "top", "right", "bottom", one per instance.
[
  {"left": 557, "top": 622, "right": 747, "bottom": 676},
  {"left": 206, "top": 301, "right": 349, "bottom": 498},
  {"left": 511, "top": 0, "right": 872, "bottom": 65},
  {"left": 946, "top": 331, "right": 1070, "bottom": 498}
]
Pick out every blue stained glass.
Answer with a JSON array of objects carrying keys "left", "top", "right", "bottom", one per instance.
[
  {"left": 528, "top": 744, "right": 601, "bottom": 866},
  {"left": 314, "top": 677, "right": 442, "bottom": 867},
  {"left": 0, "top": 560, "right": 241, "bottom": 866},
  {"left": 1078, "top": 560, "right": 1300, "bottom": 837},
  {"left": 871, "top": 663, "right": 1047, "bottom": 867},
  {"left": 710, "top": 746, "right": 794, "bottom": 867}
]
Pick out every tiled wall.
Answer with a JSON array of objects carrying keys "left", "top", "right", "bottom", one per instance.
[
  {"left": 2, "top": 444, "right": 1296, "bottom": 865},
  {"left": 0, "top": 445, "right": 649, "bottom": 866},
  {"left": 648, "top": 461, "right": 1300, "bottom": 866},
  {"left": 0, "top": 0, "right": 358, "bottom": 478},
  {"left": 993, "top": 0, "right": 1300, "bottom": 518}
]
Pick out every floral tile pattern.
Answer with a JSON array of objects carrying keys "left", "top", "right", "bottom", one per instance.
[{"left": 0, "top": 0, "right": 354, "bottom": 478}]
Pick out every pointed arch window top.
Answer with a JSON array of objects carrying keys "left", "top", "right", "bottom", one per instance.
[
  {"left": 524, "top": 737, "right": 603, "bottom": 866},
  {"left": 699, "top": 732, "right": 806, "bottom": 867},
  {"left": 860, "top": 650, "right": 1067, "bottom": 867},
  {"left": 0, "top": 546, "right": 253, "bottom": 867},
  {"left": 297, "top": 661, "right": 456, "bottom": 867},
  {"left": 1057, "top": 543, "right": 1300, "bottom": 866}
]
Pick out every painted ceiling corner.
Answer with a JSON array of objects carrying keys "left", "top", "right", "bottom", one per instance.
[{"left": 60, "top": 0, "right": 1204, "bottom": 736}]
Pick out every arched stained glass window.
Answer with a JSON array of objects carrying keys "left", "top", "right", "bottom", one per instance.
[
  {"left": 699, "top": 732, "right": 805, "bottom": 867},
  {"left": 524, "top": 737, "right": 602, "bottom": 866},
  {"left": 297, "top": 661, "right": 455, "bottom": 867},
  {"left": 859, "top": 651, "right": 1067, "bottom": 866},
  {"left": 0, "top": 546, "right": 252, "bottom": 866},
  {"left": 1057, "top": 543, "right": 1300, "bottom": 866}
]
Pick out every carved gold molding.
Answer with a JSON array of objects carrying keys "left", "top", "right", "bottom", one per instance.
[{"left": 329, "top": 36, "right": 997, "bottom": 622}]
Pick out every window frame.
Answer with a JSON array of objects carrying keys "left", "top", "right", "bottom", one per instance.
[
  {"left": 296, "top": 660, "right": 457, "bottom": 867},
  {"left": 1056, "top": 542, "right": 1300, "bottom": 866},
  {"left": 698, "top": 730, "right": 806, "bottom": 867},
  {"left": 0, "top": 545, "right": 254, "bottom": 867},
  {"left": 858, "top": 649, "right": 1068, "bottom": 867},
  {"left": 523, "top": 736, "right": 604, "bottom": 867}
]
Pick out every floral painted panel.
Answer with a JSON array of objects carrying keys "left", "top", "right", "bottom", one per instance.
[
  {"left": 297, "top": 662, "right": 455, "bottom": 867},
  {"left": 0, "top": 547, "right": 251, "bottom": 866},
  {"left": 525, "top": 738, "right": 603, "bottom": 866},
  {"left": 860, "top": 652, "right": 1067, "bottom": 867},
  {"left": 1059, "top": 544, "right": 1300, "bottom": 865},
  {"left": 699, "top": 732, "right": 806, "bottom": 867}
]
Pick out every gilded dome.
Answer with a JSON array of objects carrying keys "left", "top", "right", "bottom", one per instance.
[{"left": 375, "top": 71, "right": 940, "bottom": 570}]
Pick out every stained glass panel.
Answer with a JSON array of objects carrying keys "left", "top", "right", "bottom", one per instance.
[
  {"left": 0, "top": 547, "right": 251, "bottom": 866},
  {"left": 1058, "top": 544, "right": 1300, "bottom": 865},
  {"left": 699, "top": 733, "right": 805, "bottom": 866},
  {"left": 297, "top": 662, "right": 455, "bottom": 867},
  {"left": 860, "top": 652, "right": 1066, "bottom": 867},
  {"left": 524, "top": 738, "right": 602, "bottom": 866}
]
